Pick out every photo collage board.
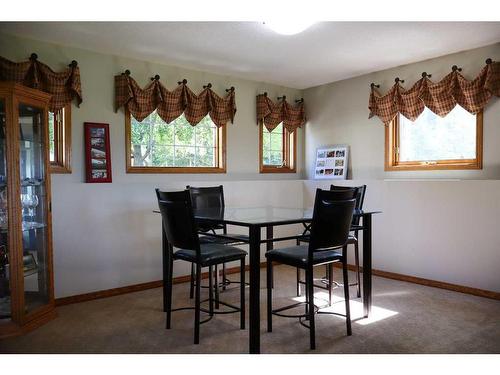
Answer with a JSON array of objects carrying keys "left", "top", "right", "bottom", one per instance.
[
  {"left": 314, "top": 145, "right": 349, "bottom": 180},
  {"left": 84, "top": 123, "right": 112, "bottom": 183}
]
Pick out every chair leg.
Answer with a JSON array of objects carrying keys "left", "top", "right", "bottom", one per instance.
[
  {"left": 328, "top": 263, "right": 334, "bottom": 306},
  {"left": 189, "top": 263, "right": 195, "bottom": 299},
  {"left": 165, "top": 246, "right": 173, "bottom": 329},
  {"left": 214, "top": 264, "right": 220, "bottom": 309},
  {"left": 222, "top": 263, "right": 227, "bottom": 291},
  {"left": 354, "top": 240, "right": 361, "bottom": 298},
  {"left": 296, "top": 268, "right": 301, "bottom": 297},
  {"left": 342, "top": 247, "right": 352, "bottom": 336},
  {"left": 305, "top": 270, "right": 309, "bottom": 317},
  {"left": 209, "top": 266, "right": 214, "bottom": 317},
  {"left": 266, "top": 259, "right": 273, "bottom": 332},
  {"left": 240, "top": 258, "right": 245, "bottom": 329},
  {"left": 194, "top": 264, "right": 202, "bottom": 344},
  {"left": 306, "top": 267, "right": 316, "bottom": 350}
]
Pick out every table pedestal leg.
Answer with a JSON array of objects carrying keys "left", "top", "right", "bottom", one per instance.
[
  {"left": 249, "top": 225, "right": 261, "bottom": 354},
  {"left": 362, "top": 214, "right": 372, "bottom": 318}
]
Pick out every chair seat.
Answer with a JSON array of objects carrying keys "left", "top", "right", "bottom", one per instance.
[
  {"left": 199, "top": 234, "right": 249, "bottom": 245},
  {"left": 298, "top": 234, "right": 357, "bottom": 244},
  {"left": 174, "top": 244, "right": 247, "bottom": 267},
  {"left": 265, "top": 245, "right": 342, "bottom": 269}
]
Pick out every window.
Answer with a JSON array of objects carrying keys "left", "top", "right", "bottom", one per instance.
[
  {"left": 385, "top": 105, "right": 482, "bottom": 171},
  {"left": 259, "top": 122, "right": 296, "bottom": 173},
  {"left": 48, "top": 105, "right": 72, "bottom": 173},
  {"left": 126, "top": 110, "right": 226, "bottom": 173}
]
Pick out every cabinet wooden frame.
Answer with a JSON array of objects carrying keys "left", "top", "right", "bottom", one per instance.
[
  {"left": 49, "top": 105, "right": 72, "bottom": 174},
  {"left": 385, "top": 111, "right": 483, "bottom": 171},
  {"left": 259, "top": 123, "right": 297, "bottom": 174},
  {"left": 0, "top": 82, "right": 56, "bottom": 338},
  {"left": 125, "top": 110, "right": 227, "bottom": 174}
]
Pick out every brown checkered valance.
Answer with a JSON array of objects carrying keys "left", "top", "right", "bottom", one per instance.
[
  {"left": 256, "top": 93, "right": 306, "bottom": 133},
  {"left": 0, "top": 54, "right": 82, "bottom": 112},
  {"left": 114, "top": 73, "right": 236, "bottom": 127},
  {"left": 369, "top": 60, "right": 500, "bottom": 125}
]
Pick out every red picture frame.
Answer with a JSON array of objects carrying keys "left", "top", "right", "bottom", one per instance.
[{"left": 84, "top": 122, "right": 112, "bottom": 183}]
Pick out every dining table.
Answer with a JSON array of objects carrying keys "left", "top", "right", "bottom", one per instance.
[{"left": 156, "top": 205, "right": 381, "bottom": 354}]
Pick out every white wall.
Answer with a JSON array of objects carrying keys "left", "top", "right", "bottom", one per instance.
[
  {"left": 53, "top": 179, "right": 304, "bottom": 297},
  {"left": 303, "top": 43, "right": 500, "bottom": 293},
  {"left": 304, "top": 180, "right": 500, "bottom": 292},
  {"left": 303, "top": 43, "right": 500, "bottom": 180},
  {"left": 1, "top": 32, "right": 499, "bottom": 298},
  {"left": 0, "top": 32, "right": 306, "bottom": 298}
]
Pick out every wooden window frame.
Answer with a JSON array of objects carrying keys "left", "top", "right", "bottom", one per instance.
[
  {"left": 125, "top": 110, "right": 226, "bottom": 174},
  {"left": 49, "top": 104, "right": 72, "bottom": 174},
  {"left": 259, "top": 123, "right": 297, "bottom": 174},
  {"left": 385, "top": 111, "right": 483, "bottom": 171}
]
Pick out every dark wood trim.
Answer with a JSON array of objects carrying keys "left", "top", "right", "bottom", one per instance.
[
  {"left": 124, "top": 109, "right": 227, "bottom": 174},
  {"left": 50, "top": 104, "right": 72, "bottom": 174},
  {"left": 55, "top": 261, "right": 268, "bottom": 306},
  {"left": 259, "top": 122, "right": 297, "bottom": 173},
  {"left": 0, "top": 308, "right": 57, "bottom": 339},
  {"left": 333, "top": 263, "right": 500, "bottom": 301},
  {"left": 55, "top": 261, "right": 499, "bottom": 308},
  {"left": 385, "top": 110, "right": 483, "bottom": 171}
]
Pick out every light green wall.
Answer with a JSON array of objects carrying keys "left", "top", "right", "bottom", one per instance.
[
  {"left": 304, "top": 42, "right": 500, "bottom": 180},
  {"left": 0, "top": 32, "right": 305, "bottom": 183}
]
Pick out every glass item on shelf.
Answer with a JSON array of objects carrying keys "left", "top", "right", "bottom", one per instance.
[
  {"left": 18, "top": 102, "right": 50, "bottom": 315},
  {"left": 21, "top": 193, "right": 29, "bottom": 215},
  {"left": 27, "top": 194, "right": 38, "bottom": 221}
]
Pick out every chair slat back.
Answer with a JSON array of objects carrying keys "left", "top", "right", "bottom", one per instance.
[
  {"left": 187, "top": 185, "right": 225, "bottom": 209},
  {"left": 155, "top": 189, "right": 200, "bottom": 256},
  {"left": 308, "top": 189, "right": 356, "bottom": 256},
  {"left": 186, "top": 185, "right": 225, "bottom": 232},
  {"left": 330, "top": 184, "right": 367, "bottom": 226}
]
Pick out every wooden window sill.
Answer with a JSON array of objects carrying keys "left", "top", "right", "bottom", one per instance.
[
  {"left": 126, "top": 166, "right": 226, "bottom": 174},
  {"left": 260, "top": 166, "right": 296, "bottom": 174}
]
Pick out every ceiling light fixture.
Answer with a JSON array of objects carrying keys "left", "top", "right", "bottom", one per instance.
[{"left": 264, "top": 21, "right": 316, "bottom": 36}]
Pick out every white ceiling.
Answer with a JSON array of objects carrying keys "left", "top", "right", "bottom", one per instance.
[{"left": 1, "top": 22, "right": 500, "bottom": 89}]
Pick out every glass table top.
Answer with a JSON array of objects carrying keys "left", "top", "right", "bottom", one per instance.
[{"left": 152, "top": 206, "right": 380, "bottom": 227}]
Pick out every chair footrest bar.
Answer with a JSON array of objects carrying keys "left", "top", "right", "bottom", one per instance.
[
  {"left": 317, "top": 310, "right": 348, "bottom": 318},
  {"left": 272, "top": 301, "right": 319, "bottom": 319}
]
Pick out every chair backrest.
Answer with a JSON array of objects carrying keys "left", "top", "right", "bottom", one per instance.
[
  {"left": 308, "top": 188, "right": 356, "bottom": 256},
  {"left": 155, "top": 189, "right": 200, "bottom": 256},
  {"left": 330, "top": 184, "right": 366, "bottom": 226},
  {"left": 186, "top": 185, "right": 225, "bottom": 210},
  {"left": 186, "top": 185, "right": 225, "bottom": 232}
]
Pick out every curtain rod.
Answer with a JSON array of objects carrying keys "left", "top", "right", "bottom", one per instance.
[{"left": 369, "top": 58, "right": 494, "bottom": 88}]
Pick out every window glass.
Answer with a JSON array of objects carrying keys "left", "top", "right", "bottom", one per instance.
[
  {"left": 399, "top": 105, "right": 476, "bottom": 162},
  {"left": 129, "top": 111, "right": 220, "bottom": 169}
]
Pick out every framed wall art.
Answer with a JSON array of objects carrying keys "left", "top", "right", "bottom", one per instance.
[
  {"left": 314, "top": 144, "right": 349, "bottom": 180},
  {"left": 84, "top": 122, "right": 112, "bottom": 183}
]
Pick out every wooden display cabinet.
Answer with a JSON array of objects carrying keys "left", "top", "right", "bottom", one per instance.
[{"left": 0, "top": 82, "right": 56, "bottom": 338}]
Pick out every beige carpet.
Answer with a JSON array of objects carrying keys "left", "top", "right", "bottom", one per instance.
[{"left": 1, "top": 266, "right": 499, "bottom": 354}]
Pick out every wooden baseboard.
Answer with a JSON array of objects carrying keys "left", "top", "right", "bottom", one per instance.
[
  {"left": 0, "top": 308, "right": 57, "bottom": 339},
  {"left": 56, "top": 261, "right": 500, "bottom": 306},
  {"left": 332, "top": 263, "right": 500, "bottom": 300},
  {"left": 55, "top": 262, "right": 265, "bottom": 306}
]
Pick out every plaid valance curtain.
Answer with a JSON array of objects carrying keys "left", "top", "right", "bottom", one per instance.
[
  {"left": 0, "top": 54, "right": 82, "bottom": 112},
  {"left": 114, "top": 73, "right": 236, "bottom": 127},
  {"left": 256, "top": 93, "right": 306, "bottom": 133},
  {"left": 369, "top": 60, "right": 500, "bottom": 125}
]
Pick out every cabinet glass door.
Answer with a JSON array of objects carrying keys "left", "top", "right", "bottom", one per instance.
[
  {"left": 18, "top": 103, "right": 50, "bottom": 314},
  {"left": 0, "top": 99, "right": 10, "bottom": 321}
]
